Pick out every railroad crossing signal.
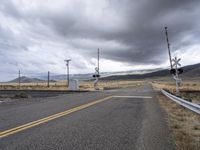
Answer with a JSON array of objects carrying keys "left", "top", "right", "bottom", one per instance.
[
  {"left": 93, "top": 67, "right": 100, "bottom": 78},
  {"left": 170, "top": 69, "right": 176, "bottom": 75},
  {"left": 93, "top": 74, "right": 100, "bottom": 78},
  {"left": 164, "top": 27, "right": 184, "bottom": 94},
  {"left": 170, "top": 56, "right": 183, "bottom": 93},
  {"left": 170, "top": 68, "right": 183, "bottom": 75},
  {"left": 93, "top": 49, "right": 100, "bottom": 90},
  {"left": 170, "top": 57, "right": 183, "bottom": 75},
  {"left": 95, "top": 67, "right": 99, "bottom": 74},
  {"left": 177, "top": 68, "right": 183, "bottom": 74},
  {"left": 172, "top": 57, "right": 181, "bottom": 68}
]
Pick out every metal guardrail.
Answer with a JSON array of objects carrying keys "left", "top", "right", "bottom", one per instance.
[{"left": 161, "top": 89, "right": 200, "bottom": 115}]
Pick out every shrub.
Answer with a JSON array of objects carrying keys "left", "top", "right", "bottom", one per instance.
[{"left": 14, "top": 92, "right": 29, "bottom": 98}]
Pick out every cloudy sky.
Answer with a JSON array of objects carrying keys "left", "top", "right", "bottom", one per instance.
[{"left": 0, "top": 0, "right": 200, "bottom": 80}]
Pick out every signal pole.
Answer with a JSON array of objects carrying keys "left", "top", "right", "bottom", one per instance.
[
  {"left": 165, "top": 27, "right": 173, "bottom": 69},
  {"left": 172, "top": 57, "right": 182, "bottom": 93},
  {"left": 47, "top": 71, "right": 50, "bottom": 87},
  {"left": 64, "top": 59, "right": 71, "bottom": 87},
  {"left": 93, "top": 48, "right": 100, "bottom": 90},
  {"left": 98, "top": 48, "right": 99, "bottom": 74},
  {"left": 164, "top": 27, "right": 183, "bottom": 94},
  {"left": 18, "top": 70, "right": 21, "bottom": 89}
]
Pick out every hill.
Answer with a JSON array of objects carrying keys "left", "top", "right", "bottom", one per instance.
[
  {"left": 5, "top": 63, "right": 200, "bottom": 82},
  {"left": 8, "top": 76, "right": 45, "bottom": 83},
  {"left": 101, "top": 63, "right": 200, "bottom": 80}
]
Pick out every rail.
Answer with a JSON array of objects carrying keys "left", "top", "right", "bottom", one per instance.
[{"left": 161, "top": 89, "right": 200, "bottom": 115}]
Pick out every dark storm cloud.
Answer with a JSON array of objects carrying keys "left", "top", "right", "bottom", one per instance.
[
  {"left": 0, "top": 0, "right": 200, "bottom": 79},
  {"left": 27, "top": 0, "right": 199, "bottom": 65},
  {"left": 98, "top": 0, "right": 200, "bottom": 64}
]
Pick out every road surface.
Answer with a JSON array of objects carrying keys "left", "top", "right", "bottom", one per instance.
[{"left": 0, "top": 85, "right": 175, "bottom": 150}]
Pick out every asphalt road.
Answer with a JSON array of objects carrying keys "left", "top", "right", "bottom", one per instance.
[{"left": 0, "top": 85, "right": 175, "bottom": 150}]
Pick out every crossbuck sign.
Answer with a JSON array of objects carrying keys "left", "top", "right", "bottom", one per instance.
[{"left": 172, "top": 57, "right": 181, "bottom": 68}]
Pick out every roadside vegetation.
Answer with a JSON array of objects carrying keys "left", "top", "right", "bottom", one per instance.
[
  {"left": 0, "top": 80, "right": 144, "bottom": 91},
  {"left": 0, "top": 92, "right": 29, "bottom": 99},
  {"left": 157, "top": 92, "right": 200, "bottom": 150},
  {"left": 0, "top": 82, "right": 68, "bottom": 90},
  {"left": 152, "top": 81, "right": 200, "bottom": 104},
  {"left": 152, "top": 80, "right": 200, "bottom": 150},
  {"left": 80, "top": 80, "right": 144, "bottom": 90}
]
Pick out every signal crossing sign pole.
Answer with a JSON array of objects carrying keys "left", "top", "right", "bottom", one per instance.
[
  {"left": 171, "top": 57, "right": 182, "bottom": 93},
  {"left": 165, "top": 27, "right": 173, "bottom": 69},
  {"left": 165, "top": 27, "right": 183, "bottom": 93}
]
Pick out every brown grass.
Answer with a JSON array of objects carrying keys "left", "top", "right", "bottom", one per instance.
[
  {"left": 0, "top": 80, "right": 145, "bottom": 91},
  {"left": 152, "top": 81, "right": 200, "bottom": 104},
  {"left": 157, "top": 93, "right": 200, "bottom": 150},
  {"left": 79, "top": 80, "right": 144, "bottom": 90},
  {"left": 0, "top": 81, "right": 68, "bottom": 90},
  {"left": 152, "top": 81, "right": 200, "bottom": 92}
]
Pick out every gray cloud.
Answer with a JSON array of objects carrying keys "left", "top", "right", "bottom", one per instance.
[{"left": 0, "top": 0, "right": 200, "bottom": 80}]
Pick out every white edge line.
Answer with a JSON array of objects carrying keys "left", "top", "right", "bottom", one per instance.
[{"left": 113, "top": 96, "right": 152, "bottom": 99}]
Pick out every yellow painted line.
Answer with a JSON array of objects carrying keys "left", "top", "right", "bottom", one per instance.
[{"left": 0, "top": 95, "right": 114, "bottom": 138}]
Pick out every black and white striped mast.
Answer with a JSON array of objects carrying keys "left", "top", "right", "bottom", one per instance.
[
  {"left": 165, "top": 27, "right": 173, "bottom": 69},
  {"left": 165, "top": 27, "right": 183, "bottom": 93}
]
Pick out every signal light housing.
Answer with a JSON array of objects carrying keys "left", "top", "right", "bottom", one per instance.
[
  {"left": 93, "top": 74, "right": 100, "bottom": 78},
  {"left": 170, "top": 68, "right": 183, "bottom": 75},
  {"left": 170, "top": 69, "right": 176, "bottom": 75},
  {"left": 178, "top": 68, "right": 183, "bottom": 74}
]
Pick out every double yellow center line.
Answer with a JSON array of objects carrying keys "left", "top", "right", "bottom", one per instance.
[{"left": 0, "top": 95, "right": 113, "bottom": 138}]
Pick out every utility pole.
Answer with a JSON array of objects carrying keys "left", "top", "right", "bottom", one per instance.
[
  {"left": 18, "top": 70, "right": 21, "bottom": 89},
  {"left": 47, "top": 71, "right": 50, "bottom": 87},
  {"left": 165, "top": 27, "right": 173, "bottom": 69},
  {"left": 98, "top": 48, "right": 99, "bottom": 74},
  {"left": 93, "top": 48, "right": 100, "bottom": 90},
  {"left": 64, "top": 59, "right": 71, "bottom": 87}
]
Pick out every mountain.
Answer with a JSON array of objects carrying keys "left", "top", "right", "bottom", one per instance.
[
  {"left": 8, "top": 76, "right": 45, "bottom": 83},
  {"left": 180, "top": 63, "right": 200, "bottom": 77},
  {"left": 35, "top": 68, "right": 161, "bottom": 81},
  {"left": 35, "top": 74, "right": 91, "bottom": 81},
  {"left": 101, "top": 63, "right": 200, "bottom": 80},
  {"left": 5, "top": 63, "right": 200, "bottom": 83}
]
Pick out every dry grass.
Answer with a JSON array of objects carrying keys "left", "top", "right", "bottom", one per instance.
[
  {"left": 0, "top": 80, "right": 145, "bottom": 91},
  {"left": 157, "top": 93, "right": 200, "bottom": 150},
  {"left": 152, "top": 81, "right": 200, "bottom": 104},
  {"left": 152, "top": 81, "right": 200, "bottom": 92},
  {"left": 79, "top": 80, "right": 144, "bottom": 90},
  {"left": 0, "top": 81, "right": 68, "bottom": 90}
]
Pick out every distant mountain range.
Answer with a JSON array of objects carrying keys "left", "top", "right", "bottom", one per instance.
[
  {"left": 4, "top": 63, "right": 200, "bottom": 83},
  {"left": 34, "top": 68, "right": 162, "bottom": 81}
]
